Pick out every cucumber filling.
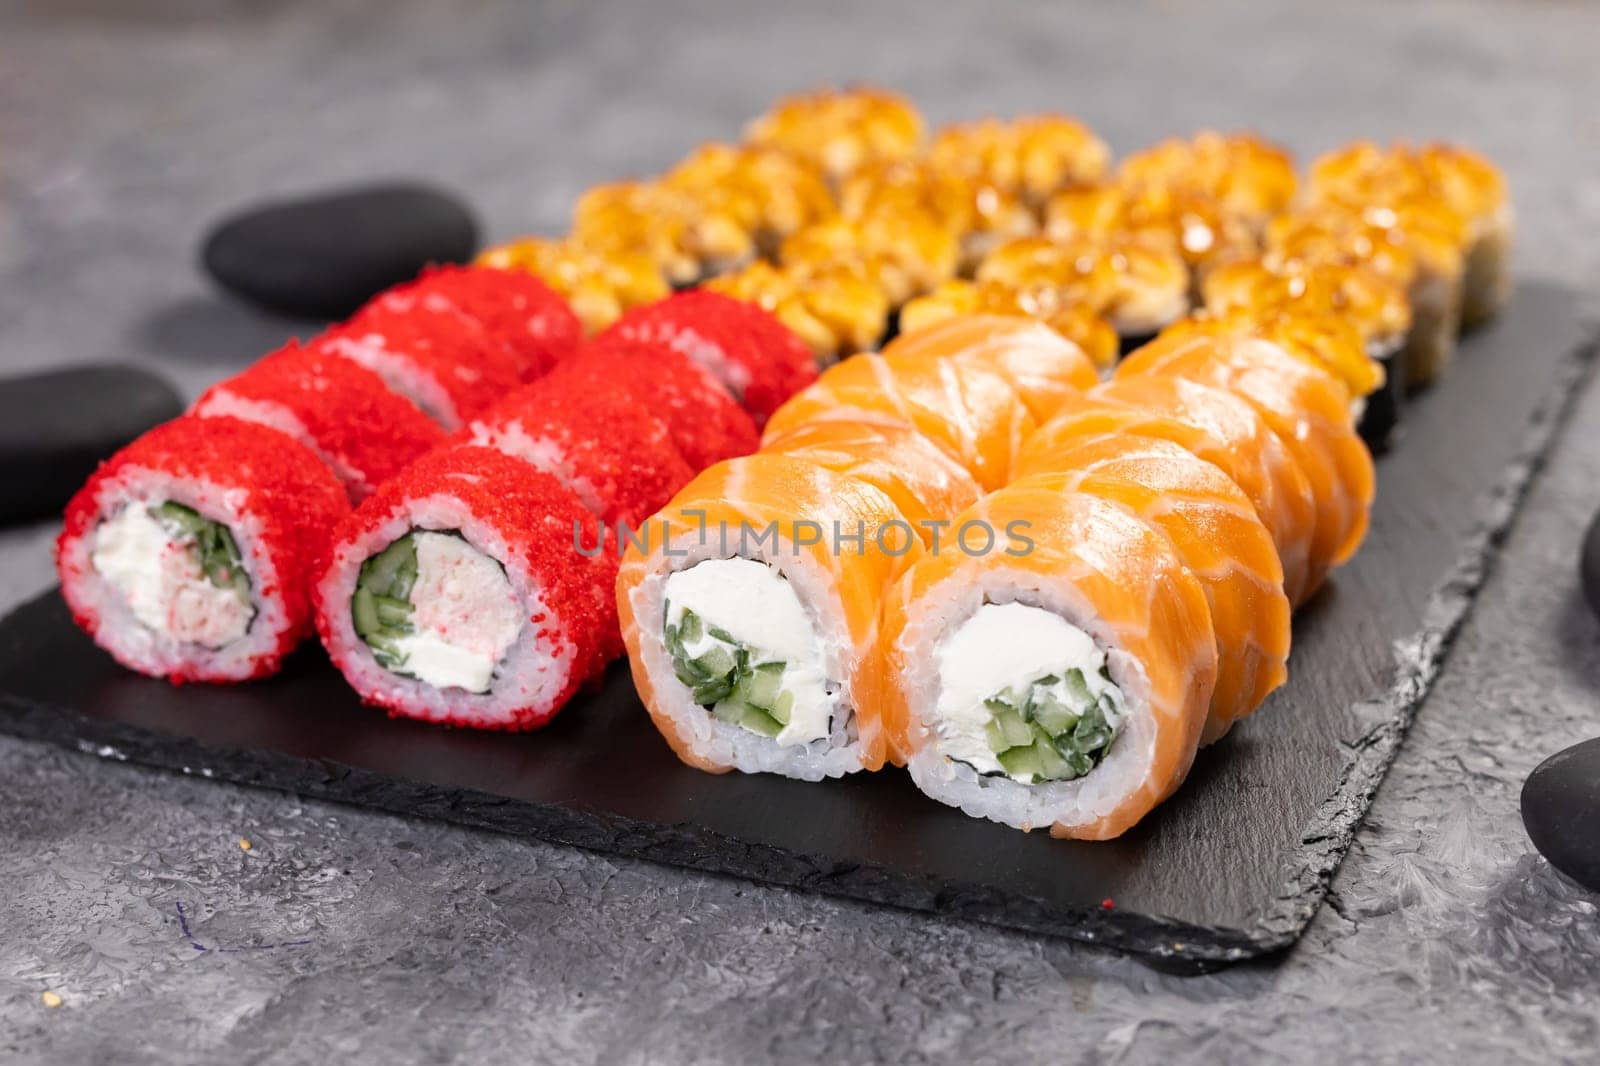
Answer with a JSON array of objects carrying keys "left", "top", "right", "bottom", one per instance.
[
  {"left": 663, "top": 606, "right": 796, "bottom": 739},
  {"left": 932, "top": 601, "right": 1125, "bottom": 784},
  {"left": 660, "top": 558, "right": 836, "bottom": 748},
  {"left": 981, "top": 668, "right": 1120, "bottom": 784},
  {"left": 91, "top": 500, "right": 255, "bottom": 648},
  {"left": 352, "top": 530, "right": 523, "bottom": 694}
]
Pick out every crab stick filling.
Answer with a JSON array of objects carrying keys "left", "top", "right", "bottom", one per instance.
[
  {"left": 661, "top": 558, "right": 837, "bottom": 748},
  {"left": 91, "top": 502, "right": 255, "bottom": 649},
  {"left": 933, "top": 602, "right": 1125, "bottom": 783},
  {"left": 352, "top": 531, "right": 523, "bottom": 693}
]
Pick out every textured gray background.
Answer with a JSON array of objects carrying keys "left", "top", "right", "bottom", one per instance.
[{"left": 3, "top": 1, "right": 1600, "bottom": 1062}]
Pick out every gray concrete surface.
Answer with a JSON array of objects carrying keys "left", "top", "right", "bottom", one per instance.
[{"left": 3, "top": 1, "right": 1600, "bottom": 1061}]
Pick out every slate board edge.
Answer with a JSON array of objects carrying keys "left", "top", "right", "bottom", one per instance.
[
  {"left": 0, "top": 325, "right": 1593, "bottom": 976},
  {"left": 1258, "top": 323, "right": 1600, "bottom": 943},
  {"left": 0, "top": 676, "right": 1263, "bottom": 975}
]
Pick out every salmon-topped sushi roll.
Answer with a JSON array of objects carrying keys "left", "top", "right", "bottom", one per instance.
[
  {"left": 1119, "top": 332, "right": 1376, "bottom": 595},
  {"left": 617, "top": 454, "right": 916, "bottom": 780},
  {"left": 1011, "top": 435, "right": 1291, "bottom": 742},
  {"left": 1015, "top": 374, "right": 1319, "bottom": 608},
  {"left": 760, "top": 349, "right": 1036, "bottom": 492},
  {"left": 761, "top": 418, "right": 982, "bottom": 537},
  {"left": 879, "top": 314, "right": 1100, "bottom": 422},
  {"left": 875, "top": 486, "right": 1217, "bottom": 840}
]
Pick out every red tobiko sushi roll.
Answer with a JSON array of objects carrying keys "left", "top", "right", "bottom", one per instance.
[
  {"left": 596, "top": 289, "right": 818, "bottom": 425},
  {"left": 546, "top": 343, "right": 759, "bottom": 470},
  {"left": 315, "top": 445, "right": 618, "bottom": 731},
  {"left": 56, "top": 416, "right": 349, "bottom": 683},
  {"left": 371, "top": 265, "right": 583, "bottom": 381},
  {"left": 192, "top": 340, "right": 446, "bottom": 502},
  {"left": 311, "top": 302, "right": 522, "bottom": 431},
  {"left": 464, "top": 377, "right": 694, "bottom": 526}
]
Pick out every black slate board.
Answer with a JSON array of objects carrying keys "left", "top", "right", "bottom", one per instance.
[{"left": 0, "top": 283, "right": 1593, "bottom": 974}]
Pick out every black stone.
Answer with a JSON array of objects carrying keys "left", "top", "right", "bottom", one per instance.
[
  {"left": 0, "top": 365, "right": 184, "bottom": 525},
  {"left": 1522, "top": 738, "right": 1600, "bottom": 891},
  {"left": 200, "top": 183, "right": 479, "bottom": 319},
  {"left": 1581, "top": 507, "right": 1600, "bottom": 622},
  {"left": 0, "top": 283, "right": 1592, "bottom": 973}
]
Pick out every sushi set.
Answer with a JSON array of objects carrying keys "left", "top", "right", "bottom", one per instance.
[{"left": 2, "top": 88, "right": 1592, "bottom": 970}]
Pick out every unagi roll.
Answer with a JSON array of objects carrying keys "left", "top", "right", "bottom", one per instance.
[
  {"left": 1119, "top": 332, "right": 1376, "bottom": 589},
  {"left": 315, "top": 446, "right": 618, "bottom": 730},
  {"left": 616, "top": 454, "right": 917, "bottom": 780},
  {"left": 1011, "top": 435, "right": 1290, "bottom": 742},
  {"left": 1015, "top": 375, "right": 1318, "bottom": 607},
  {"left": 57, "top": 417, "right": 349, "bottom": 682},
  {"left": 760, "top": 418, "right": 982, "bottom": 537},
  {"left": 876, "top": 486, "right": 1217, "bottom": 840}
]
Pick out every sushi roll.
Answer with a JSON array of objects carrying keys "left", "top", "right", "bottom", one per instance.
[
  {"left": 1412, "top": 143, "right": 1512, "bottom": 325},
  {"left": 744, "top": 86, "right": 924, "bottom": 184},
  {"left": 571, "top": 181, "right": 703, "bottom": 287},
  {"left": 760, "top": 417, "right": 982, "bottom": 537},
  {"left": 596, "top": 289, "right": 818, "bottom": 426},
  {"left": 705, "top": 258, "right": 891, "bottom": 363},
  {"left": 370, "top": 265, "right": 583, "bottom": 381},
  {"left": 926, "top": 115, "right": 1111, "bottom": 210},
  {"left": 662, "top": 143, "right": 834, "bottom": 261},
  {"left": 464, "top": 377, "right": 694, "bottom": 526},
  {"left": 192, "top": 340, "right": 446, "bottom": 502},
  {"left": 1116, "top": 131, "right": 1297, "bottom": 230},
  {"left": 1119, "top": 331, "right": 1376, "bottom": 597},
  {"left": 1044, "top": 182, "right": 1261, "bottom": 296},
  {"left": 57, "top": 416, "right": 349, "bottom": 682},
  {"left": 476, "top": 236, "right": 671, "bottom": 335},
  {"left": 762, "top": 336, "right": 1043, "bottom": 492},
  {"left": 616, "top": 454, "right": 916, "bottom": 780},
  {"left": 1005, "top": 433, "right": 1291, "bottom": 743},
  {"left": 1266, "top": 204, "right": 1465, "bottom": 390},
  {"left": 875, "top": 485, "right": 1217, "bottom": 840},
  {"left": 839, "top": 158, "right": 1037, "bottom": 272},
  {"left": 1199, "top": 256, "right": 1411, "bottom": 447},
  {"left": 546, "top": 344, "right": 759, "bottom": 471},
  {"left": 315, "top": 446, "right": 618, "bottom": 731},
  {"left": 899, "top": 279, "right": 1121, "bottom": 370},
  {"left": 1016, "top": 374, "right": 1319, "bottom": 608},
  {"left": 779, "top": 211, "right": 960, "bottom": 307},
  {"left": 1156, "top": 309, "right": 1385, "bottom": 410},
  {"left": 878, "top": 313, "right": 1099, "bottom": 423},
  {"left": 976, "top": 234, "right": 1191, "bottom": 345},
  {"left": 311, "top": 303, "right": 523, "bottom": 431},
  {"left": 1308, "top": 140, "right": 1510, "bottom": 327}
]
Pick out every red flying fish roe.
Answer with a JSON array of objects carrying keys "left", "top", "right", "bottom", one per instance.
[
  {"left": 315, "top": 445, "right": 620, "bottom": 729},
  {"left": 596, "top": 289, "right": 818, "bottom": 425},
  {"left": 192, "top": 340, "right": 446, "bottom": 502},
  {"left": 57, "top": 416, "right": 349, "bottom": 683},
  {"left": 546, "top": 343, "right": 760, "bottom": 470},
  {"left": 312, "top": 302, "right": 523, "bottom": 430},
  {"left": 371, "top": 265, "right": 583, "bottom": 381},
  {"left": 464, "top": 376, "right": 695, "bottom": 527}
]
